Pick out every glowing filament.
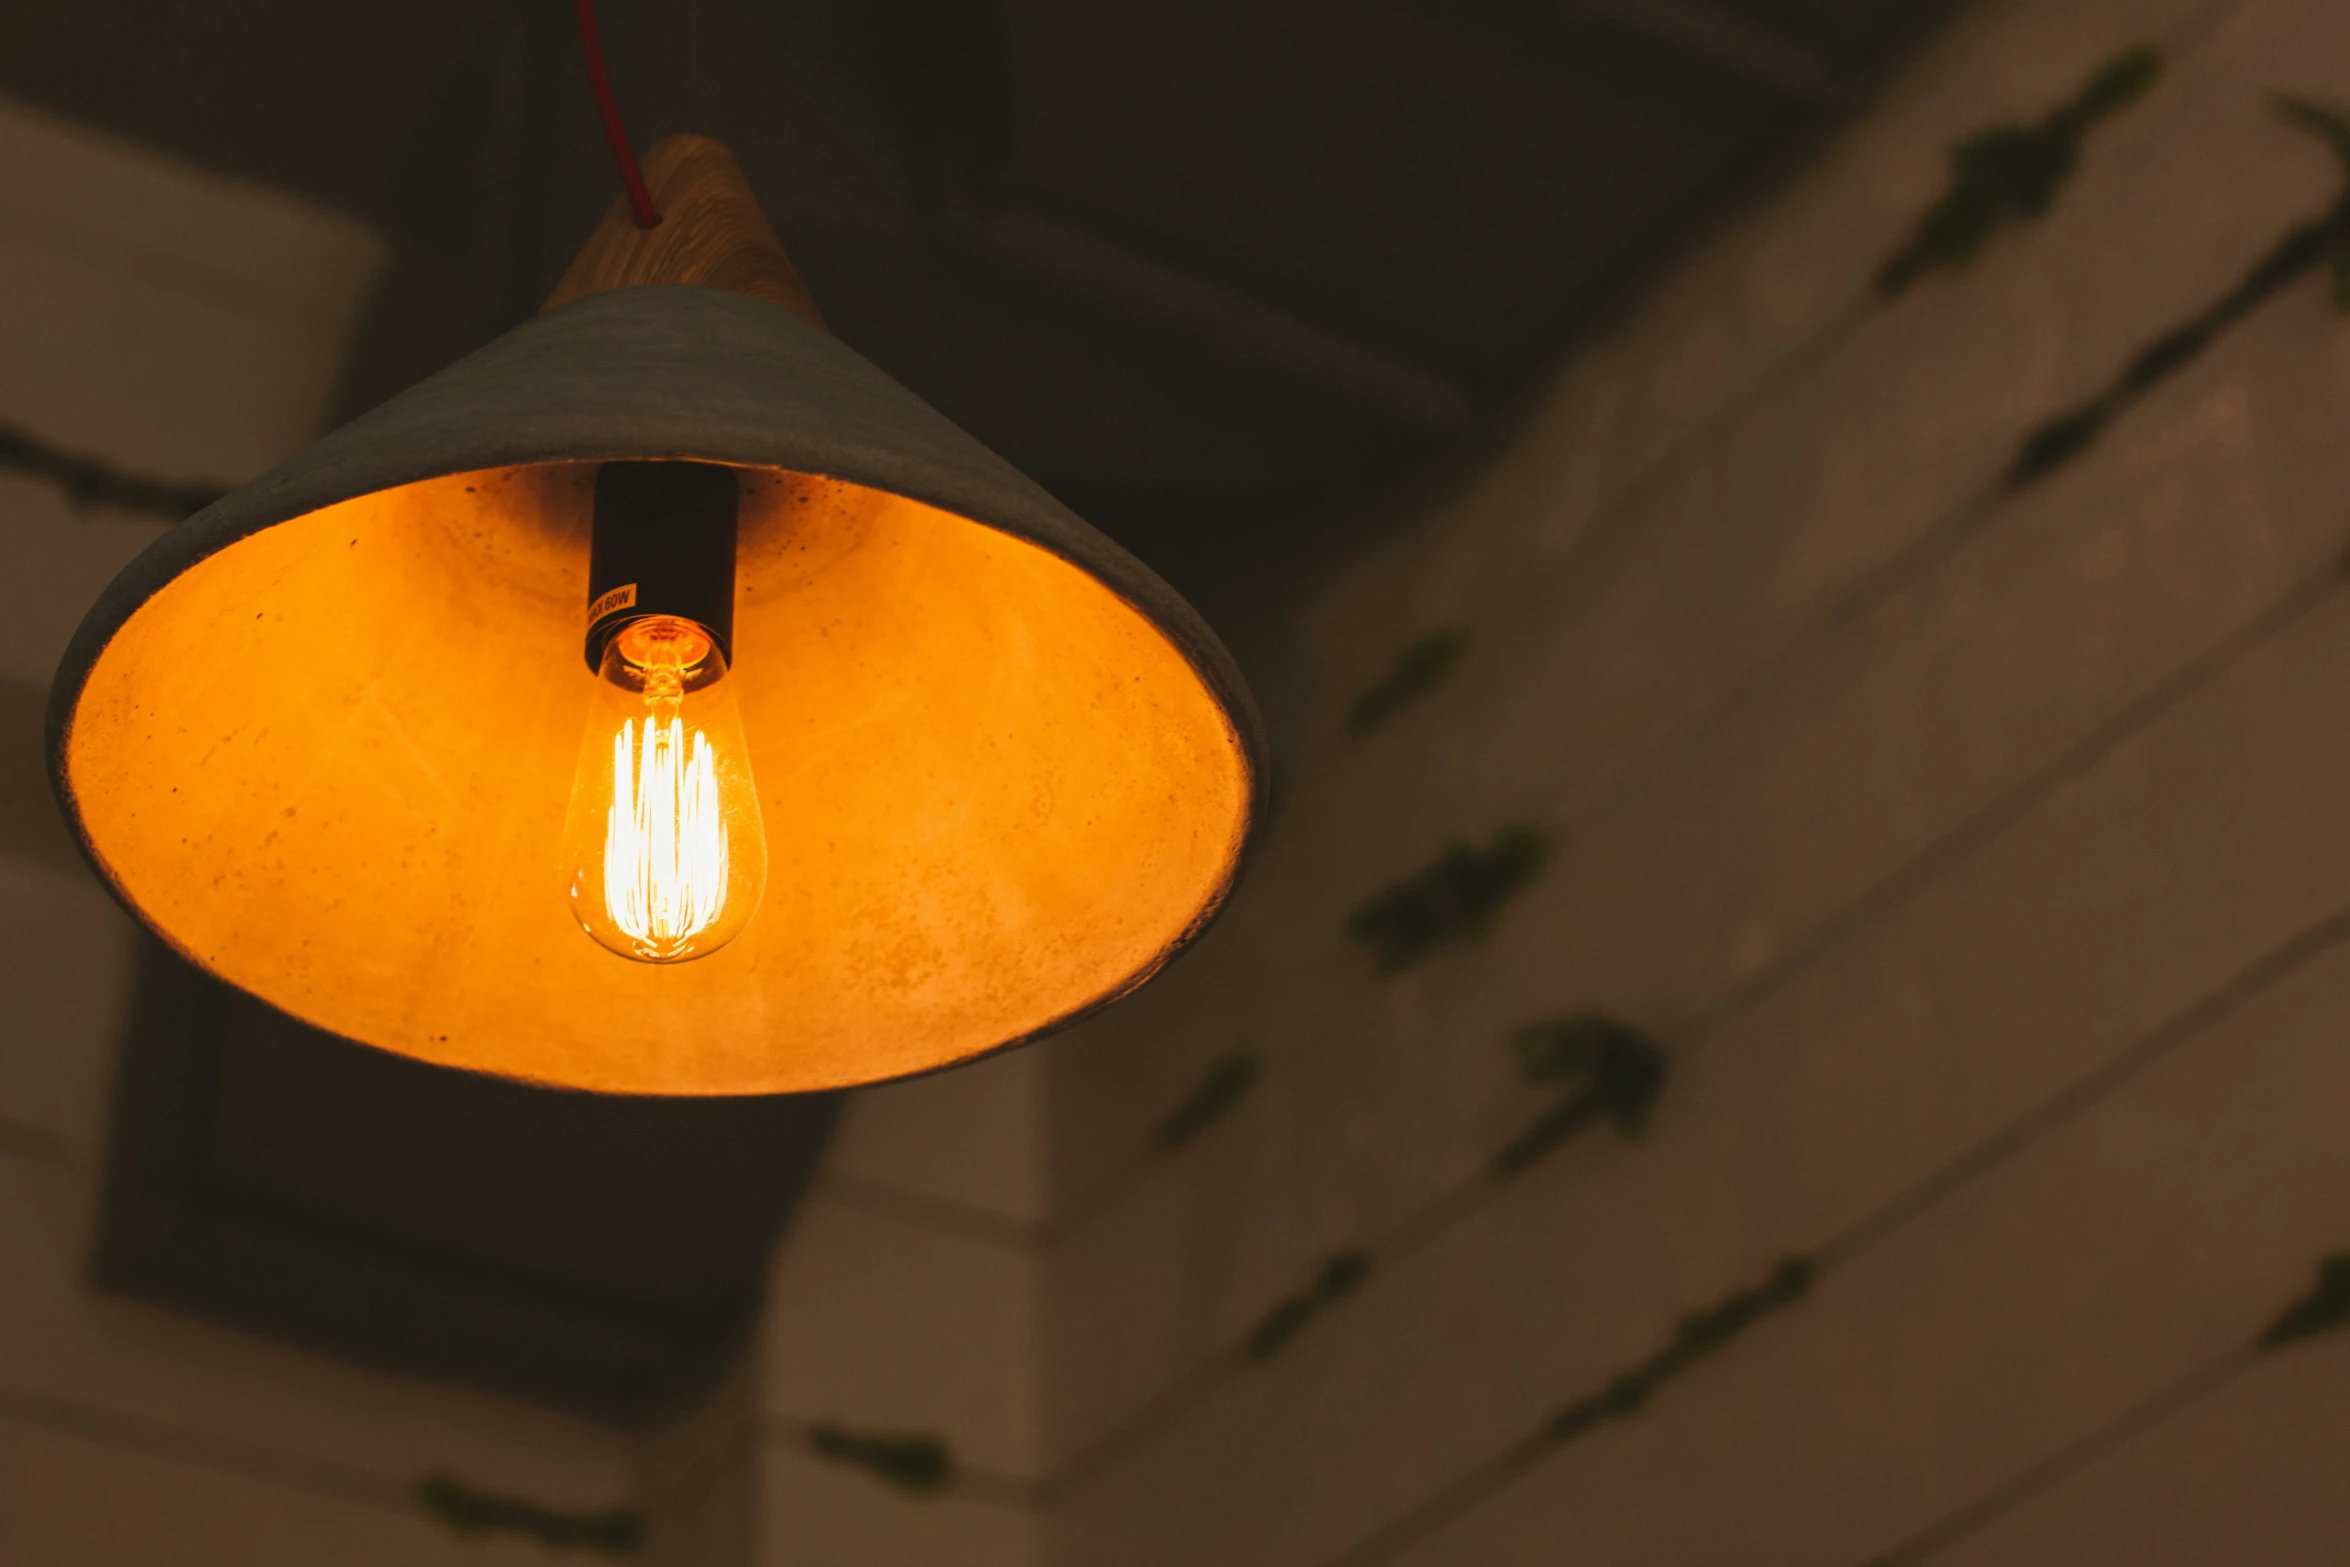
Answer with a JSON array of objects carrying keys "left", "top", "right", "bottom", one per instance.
[
  {"left": 561, "top": 613, "right": 763, "bottom": 964},
  {"left": 603, "top": 712, "right": 731, "bottom": 957}
]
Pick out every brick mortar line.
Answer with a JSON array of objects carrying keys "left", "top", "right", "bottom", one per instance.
[
  {"left": 0, "top": 1382, "right": 418, "bottom": 1514},
  {"left": 1857, "top": 1347, "right": 2263, "bottom": 1567},
  {"left": 759, "top": 1417, "right": 1043, "bottom": 1511}
]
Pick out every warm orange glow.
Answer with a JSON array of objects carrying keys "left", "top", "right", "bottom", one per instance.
[
  {"left": 605, "top": 716, "right": 727, "bottom": 942},
  {"left": 562, "top": 616, "right": 765, "bottom": 963},
  {"left": 62, "top": 465, "right": 1250, "bottom": 1094}
]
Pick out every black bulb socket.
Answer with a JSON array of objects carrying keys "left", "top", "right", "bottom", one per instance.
[{"left": 583, "top": 460, "right": 741, "bottom": 673}]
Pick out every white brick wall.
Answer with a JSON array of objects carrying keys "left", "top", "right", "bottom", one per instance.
[
  {"left": 1029, "top": 0, "right": 2350, "bottom": 1562},
  {"left": 21, "top": 0, "right": 2346, "bottom": 1558},
  {"left": 0, "top": 95, "right": 637, "bottom": 1564},
  {"left": 742, "top": 1051, "right": 1048, "bottom": 1566}
]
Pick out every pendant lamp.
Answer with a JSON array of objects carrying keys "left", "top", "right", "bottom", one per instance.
[{"left": 45, "top": 134, "right": 1265, "bottom": 1095}]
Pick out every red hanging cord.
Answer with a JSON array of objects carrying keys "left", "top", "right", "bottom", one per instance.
[{"left": 571, "top": 0, "right": 661, "bottom": 229}]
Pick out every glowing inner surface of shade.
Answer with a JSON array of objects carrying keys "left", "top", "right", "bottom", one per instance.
[{"left": 64, "top": 466, "right": 1250, "bottom": 1094}]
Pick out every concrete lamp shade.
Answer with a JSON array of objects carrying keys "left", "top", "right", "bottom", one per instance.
[{"left": 46, "top": 137, "right": 1265, "bottom": 1096}]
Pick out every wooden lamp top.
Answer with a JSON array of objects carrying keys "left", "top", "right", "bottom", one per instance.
[{"left": 543, "top": 135, "right": 826, "bottom": 330}]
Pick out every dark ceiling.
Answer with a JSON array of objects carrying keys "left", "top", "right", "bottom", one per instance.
[
  {"left": 4, "top": 0, "right": 1948, "bottom": 1416},
  {"left": 4, "top": 0, "right": 1947, "bottom": 595}
]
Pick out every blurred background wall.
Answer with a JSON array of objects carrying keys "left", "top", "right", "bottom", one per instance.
[
  {"left": 0, "top": 98, "right": 640, "bottom": 1563},
  {"left": 6, "top": 0, "right": 2350, "bottom": 1562},
  {"left": 1030, "top": 0, "right": 2350, "bottom": 1563}
]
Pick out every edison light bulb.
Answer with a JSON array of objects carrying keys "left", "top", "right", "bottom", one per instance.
[{"left": 560, "top": 615, "right": 766, "bottom": 963}]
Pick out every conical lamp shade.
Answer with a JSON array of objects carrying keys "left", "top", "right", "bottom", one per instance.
[{"left": 46, "top": 145, "right": 1264, "bottom": 1096}]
